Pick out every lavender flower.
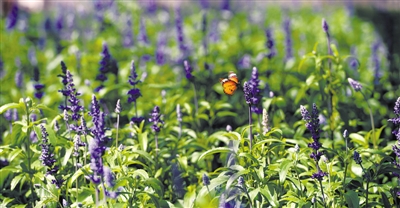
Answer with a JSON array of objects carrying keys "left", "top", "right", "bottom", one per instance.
[
  {"left": 389, "top": 98, "right": 400, "bottom": 175},
  {"left": 149, "top": 106, "right": 163, "bottom": 133},
  {"left": 300, "top": 104, "right": 327, "bottom": 181},
  {"left": 348, "top": 78, "right": 362, "bottom": 92},
  {"left": 171, "top": 163, "right": 185, "bottom": 198},
  {"left": 175, "top": 8, "right": 187, "bottom": 56},
  {"left": 322, "top": 18, "right": 329, "bottom": 34},
  {"left": 138, "top": 18, "right": 149, "bottom": 45},
  {"left": 103, "top": 166, "right": 116, "bottom": 188},
  {"left": 32, "top": 66, "right": 45, "bottom": 99},
  {"left": 199, "top": 0, "right": 209, "bottom": 9},
  {"left": 371, "top": 41, "right": 381, "bottom": 85},
  {"left": 353, "top": 151, "right": 362, "bottom": 165},
  {"left": 88, "top": 95, "right": 110, "bottom": 184},
  {"left": 6, "top": 3, "right": 19, "bottom": 30},
  {"left": 39, "top": 125, "right": 59, "bottom": 176},
  {"left": 123, "top": 17, "right": 134, "bottom": 47},
  {"left": 58, "top": 62, "right": 83, "bottom": 121},
  {"left": 5, "top": 109, "right": 14, "bottom": 122},
  {"left": 14, "top": 70, "right": 23, "bottom": 88},
  {"left": 202, "top": 173, "right": 210, "bottom": 186},
  {"left": 283, "top": 18, "right": 293, "bottom": 61},
  {"left": 265, "top": 27, "right": 276, "bottom": 59},
  {"left": 221, "top": 0, "right": 230, "bottom": 10},
  {"left": 248, "top": 67, "right": 262, "bottom": 114},
  {"left": 127, "top": 60, "right": 142, "bottom": 104},
  {"left": 28, "top": 47, "right": 38, "bottom": 66},
  {"left": 183, "top": 60, "right": 194, "bottom": 81},
  {"left": 96, "top": 42, "right": 119, "bottom": 92},
  {"left": 311, "top": 170, "right": 328, "bottom": 181},
  {"left": 155, "top": 33, "right": 167, "bottom": 65}
]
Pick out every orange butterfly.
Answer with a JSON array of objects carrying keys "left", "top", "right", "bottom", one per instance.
[{"left": 219, "top": 72, "right": 240, "bottom": 96}]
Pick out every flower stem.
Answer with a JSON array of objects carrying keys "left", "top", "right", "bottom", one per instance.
[
  {"left": 318, "top": 179, "right": 327, "bottom": 208},
  {"left": 116, "top": 113, "right": 119, "bottom": 148},
  {"left": 192, "top": 83, "right": 198, "bottom": 116},
  {"left": 361, "top": 92, "right": 376, "bottom": 148},
  {"left": 248, "top": 105, "right": 253, "bottom": 151}
]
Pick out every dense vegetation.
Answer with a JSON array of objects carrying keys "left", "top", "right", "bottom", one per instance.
[{"left": 1, "top": 1, "right": 399, "bottom": 207}]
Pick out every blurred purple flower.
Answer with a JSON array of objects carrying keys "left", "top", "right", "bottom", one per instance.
[
  {"left": 155, "top": 33, "right": 167, "bottom": 65},
  {"left": 172, "top": 163, "right": 185, "bottom": 198},
  {"left": 371, "top": 41, "right": 382, "bottom": 85},
  {"left": 183, "top": 60, "right": 194, "bottom": 81},
  {"left": 123, "top": 17, "right": 134, "bottom": 48},
  {"left": 15, "top": 70, "right": 23, "bottom": 88},
  {"left": 4, "top": 109, "right": 12, "bottom": 122},
  {"left": 221, "top": 0, "right": 230, "bottom": 10},
  {"left": 238, "top": 54, "right": 251, "bottom": 69},
  {"left": 311, "top": 170, "right": 328, "bottom": 181},
  {"left": 283, "top": 18, "right": 293, "bottom": 61},
  {"left": 265, "top": 27, "right": 276, "bottom": 59},
  {"left": 138, "top": 18, "right": 149, "bottom": 45},
  {"left": 202, "top": 173, "right": 210, "bottom": 186},
  {"left": 6, "top": 3, "right": 19, "bottom": 30},
  {"left": 96, "top": 42, "right": 119, "bottom": 92},
  {"left": 175, "top": 8, "right": 188, "bottom": 56}
]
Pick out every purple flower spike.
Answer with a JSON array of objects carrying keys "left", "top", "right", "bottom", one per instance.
[
  {"left": 348, "top": 78, "right": 362, "bottom": 92},
  {"left": 353, "top": 151, "right": 362, "bottom": 165},
  {"left": 183, "top": 60, "right": 194, "bottom": 81},
  {"left": 6, "top": 3, "right": 19, "bottom": 30},
  {"left": 149, "top": 106, "right": 163, "bottom": 133},
  {"left": 283, "top": 18, "right": 293, "bottom": 61},
  {"left": 265, "top": 28, "right": 276, "bottom": 59},
  {"left": 322, "top": 18, "right": 329, "bottom": 33},
  {"left": 127, "top": 60, "right": 142, "bottom": 104}
]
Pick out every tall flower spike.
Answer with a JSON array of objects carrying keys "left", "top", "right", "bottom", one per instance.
[
  {"left": 155, "top": 33, "right": 167, "bottom": 65},
  {"left": 15, "top": 70, "right": 23, "bottom": 88},
  {"left": 149, "top": 106, "right": 163, "bottom": 133},
  {"left": 138, "top": 18, "right": 149, "bottom": 45},
  {"left": 96, "top": 42, "right": 119, "bottom": 92},
  {"left": 283, "top": 18, "right": 293, "bottom": 61},
  {"left": 348, "top": 78, "right": 362, "bottom": 92},
  {"left": 39, "top": 125, "right": 58, "bottom": 175},
  {"left": 248, "top": 67, "right": 262, "bottom": 114},
  {"left": 265, "top": 27, "right": 276, "bottom": 59},
  {"left": 127, "top": 60, "right": 141, "bottom": 103},
  {"left": 202, "top": 173, "right": 210, "bottom": 186},
  {"left": 123, "top": 17, "right": 134, "bottom": 47},
  {"left": 175, "top": 8, "right": 187, "bottom": 56},
  {"left": 371, "top": 41, "right": 382, "bottom": 85},
  {"left": 262, "top": 108, "right": 269, "bottom": 134},
  {"left": 353, "top": 151, "right": 362, "bottom": 165},
  {"left": 183, "top": 60, "right": 194, "bottom": 81}
]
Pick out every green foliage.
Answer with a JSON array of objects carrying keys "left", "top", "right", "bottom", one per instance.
[{"left": 0, "top": 1, "right": 399, "bottom": 207}]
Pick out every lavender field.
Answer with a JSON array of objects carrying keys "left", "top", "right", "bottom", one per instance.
[{"left": 1, "top": 1, "right": 400, "bottom": 207}]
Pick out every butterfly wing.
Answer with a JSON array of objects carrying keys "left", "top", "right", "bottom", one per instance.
[
  {"left": 227, "top": 72, "right": 239, "bottom": 84},
  {"left": 221, "top": 79, "right": 238, "bottom": 95}
]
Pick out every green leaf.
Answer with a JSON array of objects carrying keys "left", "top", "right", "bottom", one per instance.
[
  {"left": 381, "top": 192, "right": 391, "bottom": 208},
  {"left": 237, "top": 153, "right": 259, "bottom": 165},
  {"left": 144, "top": 178, "right": 164, "bottom": 197},
  {"left": 344, "top": 190, "right": 360, "bottom": 208},
  {"left": 253, "top": 138, "right": 283, "bottom": 150},
  {"left": 128, "top": 149, "right": 155, "bottom": 164},
  {"left": 138, "top": 131, "right": 148, "bottom": 152},
  {"left": 279, "top": 159, "right": 293, "bottom": 183},
  {"left": 62, "top": 145, "right": 74, "bottom": 166},
  {"left": 260, "top": 185, "right": 279, "bottom": 208},
  {"left": 0, "top": 102, "right": 21, "bottom": 114},
  {"left": 349, "top": 133, "right": 368, "bottom": 148},
  {"left": 197, "top": 147, "right": 232, "bottom": 162},
  {"left": 11, "top": 174, "right": 24, "bottom": 191}
]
